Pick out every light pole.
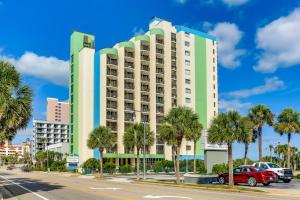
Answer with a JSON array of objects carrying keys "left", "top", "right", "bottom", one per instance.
[{"left": 133, "top": 110, "right": 146, "bottom": 180}]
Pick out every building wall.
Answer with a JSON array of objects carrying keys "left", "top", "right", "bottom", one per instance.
[{"left": 47, "top": 98, "right": 69, "bottom": 123}]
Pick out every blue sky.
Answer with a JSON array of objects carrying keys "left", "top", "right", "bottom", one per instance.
[{"left": 0, "top": 0, "right": 299, "bottom": 160}]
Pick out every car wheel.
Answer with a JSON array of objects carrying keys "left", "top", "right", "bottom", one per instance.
[
  {"left": 218, "top": 176, "right": 226, "bottom": 184},
  {"left": 283, "top": 179, "right": 291, "bottom": 183},
  {"left": 263, "top": 182, "right": 270, "bottom": 186},
  {"left": 248, "top": 177, "right": 257, "bottom": 187}
]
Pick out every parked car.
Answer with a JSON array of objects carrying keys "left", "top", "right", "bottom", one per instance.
[
  {"left": 253, "top": 162, "right": 293, "bottom": 183},
  {"left": 218, "top": 166, "right": 276, "bottom": 186}
]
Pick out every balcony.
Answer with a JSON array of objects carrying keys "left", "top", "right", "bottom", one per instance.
[
  {"left": 156, "top": 48, "right": 164, "bottom": 58},
  {"left": 125, "top": 51, "right": 134, "bottom": 62},
  {"left": 156, "top": 39, "right": 164, "bottom": 45},
  {"left": 107, "top": 90, "right": 117, "bottom": 99},
  {"left": 156, "top": 58, "right": 164, "bottom": 66},
  {"left": 141, "top": 86, "right": 150, "bottom": 93},
  {"left": 156, "top": 87, "right": 164, "bottom": 96},
  {"left": 156, "top": 78, "right": 164, "bottom": 85},
  {"left": 124, "top": 93, "right": 134, "bottom": 102},
  {"left": 107, "top": 69, "right": 118, "bottom": 79},
  {"left": 141, "top": 65, "right": 149, "bottom": 72},
  {"left": 107, "top": 58, "right": 118, "bottom": 66},
  {"left": 124, "top": 83, "right": 134, "bottom": 90},
  {"left": 141, "top": 45, "right": 150, "bottom": 51},
  {"left": 124, "top": 73, "right": 134, "bottom": 81},
  {"left": 124, "top": 103, "right": 134, "bottom": 112},
  {"left": 141, "top": 95, "right": 150, "bottom": 103},
  {"left": 141, "top": 55, "right": 150, "bottom": 62},
  {"left": 107, "top": 81, "right": 118, "bottom": 88},
  {"left": 141, "top": 76, "right": 150, "bottom": 82}
]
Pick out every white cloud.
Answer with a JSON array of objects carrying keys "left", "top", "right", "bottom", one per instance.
[
  {"left": 255, "top": 8, "right": 300, "bottom": 73},
  {"left": 132, "top": 27, "right": 145, "bottom": 36},
  {"left": 1, "top": 51, "right": 69, "bottom": 86},
  {"left": 209, "top": 22, "right": 245, "bottom": 69},
  {"left": 219, "top": 99, "right": 252, "bottom": 111},
  {"left": 221, "top": 0, "right": 250, "bottom": 6},
  {"left": 224, "top": 77, "right": 285, "bottom": 98}
]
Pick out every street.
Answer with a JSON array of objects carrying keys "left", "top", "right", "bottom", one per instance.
[{"left": 0, "top": 170, "right": 300, "bottom": 200}]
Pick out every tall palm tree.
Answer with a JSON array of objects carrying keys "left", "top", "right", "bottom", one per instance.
[
  {"left": 157, "top": 106, "right": 199, "bottom": 184},
  {"left": 185, "top": 120, "right": 203, "bottom": 173},
  {"left": 208, "top": 111, "right": 251, "bottom": 187},
  {"left": 0, "top": 60, "right": 33, "bottom": 144},
  {"left": 239, "top": 117, "right": 255, "bottom": 165},
  {"left": 87, "top": 126, "right": 116, "bottom": 178},
  {"left": 274, "top": 108, "right": 300, "bottom": 168},
  {"left": 269, "top": 144, "right": 274, "bottom": 162},
  {"left": 123, "top": 123, "right": 154, "bottom": 180},
  {"left": 248, "top": 105, "right": 274, "bottom": 161}
]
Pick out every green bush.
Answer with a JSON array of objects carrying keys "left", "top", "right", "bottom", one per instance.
[
  {"left": 103, "top": 162, "right": 116, "bottom": 174},
  {"left": 296, "top": 174, "right": 300, "bottom": 179},
  {"left": 119, "top": 165, "right": 133, "bottom": 173},
  {"left": 50, "top": 160, "right": 66, "bottom": 172},
  {"left": 212, "top": 163, "right": 228, "bottom": 175},
  {"left": 82, "top": 158, "right": 99, "bottom": 171},
  {"left": 153, "top": 160, "right": 174, "bottom": 173},
  {"left": 31, "top": 166, "right": 47, "bottom": 171}
]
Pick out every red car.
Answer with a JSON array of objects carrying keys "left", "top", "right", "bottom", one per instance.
[{"left": 218, "top": 166, "right": 277, "bottom": 186}]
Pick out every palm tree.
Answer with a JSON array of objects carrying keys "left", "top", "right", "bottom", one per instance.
[
  {"left": 123, "top": 123, "right": 154, "bottom": 180},
  {"left": 87, "top": 126, "right": 116, "bottom": 178},
  {"left": 274, "top": 108, "right": 300, "bottom": 168},
  {"left": 0, "top": 60, "right": 33, "bottom": 144},
  {"left": 290, "top": 147, "right": 298, "bottom": 171},
  {"left": 208, "top": 111, "right": 251, "bottom": 187},
  {"left": 248, "top": 105, "right": 274, "bottom": 161},
  {"left": 185, "top": 119, "right": 203, "bottom": 173},
  {"left": 269, "top": 144, "right": 274, "bottom": 162},
  {"left": 157, "top": 106, "right": 199, "bottom": 184},
  {"left": 239, "top": 117, "right": 255, "bottom": 165}
]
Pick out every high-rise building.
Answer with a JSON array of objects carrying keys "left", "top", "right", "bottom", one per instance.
[
  {"left": 32, "top": 120, "right": 69, "bottom": 155},
  {"left": 69, "top": 18, "right": 227, "bottom": 170},
  {"left": 47, "top": 98, "right": 69, "bottom": 123}
]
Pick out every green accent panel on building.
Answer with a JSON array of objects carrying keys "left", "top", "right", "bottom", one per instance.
[
  {"left": 100, "top": 48, "right": 118, "bottom": 56},
  {"left": 103, "top": 153, "right": 165, "bottom": 159},
  {"left": 194, "top": 35, "right": 207, "bottom": 155},
  {"left": 150, "top": 28, "right": 164, "bottom": 36},
  {"left": 70, "top": 31, "right": 95, "bottom": 156},
  {"left": 118, "top": 41, "right": 135, "bottom": 48},
  {"left": 134, "top": 35, "right": 150, "bottom": 42}
]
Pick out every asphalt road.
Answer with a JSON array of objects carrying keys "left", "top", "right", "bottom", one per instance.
[{"left": 0, "top": 170, "right": 299, "bottom": 200}]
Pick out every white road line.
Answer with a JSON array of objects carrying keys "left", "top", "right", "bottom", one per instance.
[
  {"left": 88, "top": 187, "right": 120, "bottom": 190},
  {"left": 0, "top": 175, "right": 49, "bottom": 200},
  {"left": 144, "top": 195, "right": 192, "bottom": 199}
]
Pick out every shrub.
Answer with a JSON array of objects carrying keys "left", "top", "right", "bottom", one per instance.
[
  {"left": 119, "top": 165, "right": 133, "bottom": 173},
  {"left": 296, "top": 174, "right": 300, "bottom": 179},
  {"left": 82, "top": 158, "right": 99, "bottom": 171},
  {"left": 153, "top": 161, "right": 163, "bottom": 173},
  {"left": 212, "top": 163, "right": 228, "bottom": 175},
  {"left": 103, "top": 162, "right": 116, "bottom": 174},
  {"left": 31, "top": 166, "right": 47, "bottom": 171},
  {"left": 50, "top": 160, "right": 66, "bottom": 172}
]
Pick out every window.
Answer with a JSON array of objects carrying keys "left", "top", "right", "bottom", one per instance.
[
  {"left": 212, "top": 40, "right": 215, "bottom": 46},
  {"left": 185, "top": 50, "right": 190, "bottom": 56},
  {"left": 213, "top": 49, "right": 215, "bottom": 54},
  {"left": 213, "top": 75, "right": 215, "bottom": 81},
  {"left": 185, "top": 88, "right": 191, "bottom": 94},
  {"left": 213, "top": 93, "right": 216, "bottom": 98},
  {"left": 185, "top": 41, "right": 190, "bottom": 47},
  {"left": 213, "top": 66, "right": 216, "bottom": 72},
  {"left": 185, "top": 98, "right": 191, "bottom": 103},
  {"left": 213, "top": 84, "right": 216, "bottom": 90},
  {"left": 185, "top": 79, "right": 191, "bottom": 84},
  {"left": 185, "top": 69, "right": 191, "bottom": 75},
  {"left": 185, "top": 32, "right": 190, "bottom": 37},
  {"left": 214, "top": 102, "right": 216, "bottom": 107},
  {"left": 213, "top": 57, "right": 215, "bottom": 63},
  {"left": 185, "top": 60, "right": 190, "bottom": 66}
]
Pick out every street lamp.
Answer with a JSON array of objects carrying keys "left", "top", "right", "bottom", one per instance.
[{"left": 133, "top": 110, "right": 146, "bottom": 180}]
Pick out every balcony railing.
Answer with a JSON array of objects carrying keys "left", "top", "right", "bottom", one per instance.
[
  {"left": 141, "top": 65, "right": 149, "bottom": 72},
  {"left": 107, "top": 70, "right": 118, "bottom": 76},
  {"left": 124, "top": 73, "right": 134, "bottom": 79},
  {"left": 125, "top": 52, "right": 134, "bottom": 58},
  {"left": 141, "top": 55, "right": 150, "bottom": 61},
  {"left": 141, "top": 77, "right": 150, "bottom": 82},
  {"left": 107, "top": 59, "right": 118, "bottom": 65},
  {"left": 141, "top": 45, "right": 150, "bottom": 51},
  {"left": 156, "top": 39, "right": 164, "bottom": 44}
]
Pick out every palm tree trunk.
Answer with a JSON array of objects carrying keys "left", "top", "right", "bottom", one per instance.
[
  {"left": 270, "top": 148, "right": 272, "bottom": 163},
  {"left": 244, "top": 144, "right": 248, "bottom": 165},
  {"left": 193, "top": 141, "right": 196, "bottom": 173},
  {"left": 258, "top": 126, "right": 263, "bottom": 161},
  {"left": 228, "top": 143, "right": 234, "bottom": 187},
  {"left": 172, "top": 145, "right": 176, "bottom": 172},
  {"left": 136, "top": 148, "right": 140, "bottom": 180},
  {"left": 175, "top": 146, "right": 180, "bottom": 184},
  {"left": 287, "top": 133, "right": 291, "bottom": 168},
  {"left": 99, "top": 149, "right": 103, "bottom": 178}
]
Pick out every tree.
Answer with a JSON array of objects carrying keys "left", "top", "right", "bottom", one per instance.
[
  {"left": 239, "top": 117, "right": 255, "bottom": 165},
  {"left": 248, "top": 105, "right": 274, "bottom": 161},
  {"left": 157, "top": 106, "right": 200, "bottom": 184},
  {"left": 269, "top": 144, "right": 274, "bottom": 163},
  {"left": 274, "top": 144, "right": 287, "bottom": 167},
  {"left": 208, "top": 111, "right": 251, "bottom": 187},
  {"left": 0, "top": 60, "right": 33, "bottom": 144},
  {"left": 123, "top": 123, "right": 154, "bottom": 180},
  {"left": 274, "top": 108, "right": 300, "bottom": 168},
  {"left": 87, "top": 126, "right": 116, "bottom": 178},
  {"left": 185, "top": 117, "right": 203, "bottom": 173}
]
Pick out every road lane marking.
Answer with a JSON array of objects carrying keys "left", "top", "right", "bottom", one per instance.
[
  {"left": 88, "top": 187, "right": 120, "bottom": 190},
  {"left": 0, "top": 175, "right": 49, "bottom": 200},
  {"left": 143, "top": 195, "right": 192, "bottom": 199}
]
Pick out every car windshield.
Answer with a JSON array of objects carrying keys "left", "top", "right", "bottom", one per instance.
[
  {"left": 267, "top": 163, "right": 280, "bottom": 168},
  {"left": 255, "top": 167, "right": 266, "bottom": 172}
]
